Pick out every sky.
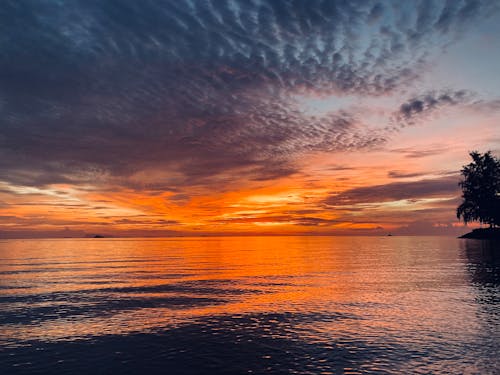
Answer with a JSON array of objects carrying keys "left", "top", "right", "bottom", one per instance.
[{"left": 1, "top": 0, "right": 500, "bottom": 238}]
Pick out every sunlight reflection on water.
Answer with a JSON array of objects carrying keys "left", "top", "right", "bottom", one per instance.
[{"left": 0, "top": 236, "right": 498, "bottom": 374}]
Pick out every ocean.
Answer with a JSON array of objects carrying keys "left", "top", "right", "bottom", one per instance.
[{"left": 0, "top": 236, "right": 498, "bottom": 374}]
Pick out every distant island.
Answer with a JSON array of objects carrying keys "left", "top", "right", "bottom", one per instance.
[{"left": 459, "top": 228, "right": 500, "bottom": 239}]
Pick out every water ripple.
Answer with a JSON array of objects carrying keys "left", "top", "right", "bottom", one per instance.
[{"left": 0, "top": 236, "right": 498, "bottom": 374}]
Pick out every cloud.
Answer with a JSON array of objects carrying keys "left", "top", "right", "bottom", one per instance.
[
  {"left": 392, "top": 220, "right": 465, "bottom": 236},
  {"left": 324, "top": 175, "right": 460, "bottom": 206},
  {"left": 387, "top": 171, "right": 428, "bottom": 179},
  {"left": 292, "top": 217, "right": 338, "bottom": 226},
  {"left": 389, "top": 145, "right": 451, "bottom": 158},
  {"left": 0, "top": 0, "right": 495, "bottom": 190},
  {"left": 393, "top": 90, "right": 474, "bottom": 126},
  {"left": 113, "top": 218, "right": 179, "bottom": 225},
  {"left": 168, "top": 193, "right": 191, "bottom": 206},
  {"left": 467, "top": 98, "right": 500, "bottom": 113},
  {"left": 213, "top": 214, "right": 337, "bottom": 227}
]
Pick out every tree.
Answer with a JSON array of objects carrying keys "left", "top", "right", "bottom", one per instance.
[{"left": 457, "top": 151, "right": 500, "bottom": 228}]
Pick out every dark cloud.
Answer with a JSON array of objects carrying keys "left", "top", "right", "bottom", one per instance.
[
  {"left": 292, "top": 217, "right": 338, "bottom": 226},
  {"left": 324, "top": 175, "right": 460, "bottom": 206},
  {"left": 468, "top": 98, "right": 500, "bottom": 112},
  {"left": 0, "top": 0, "right": 494, "bottom": 189},
  {"left": 387, "top": 169, "right": 459, "bottom": 179},
  {"left": 393, "top": 90, "right": 474, "bottom": 126},
  {"left": 326, "top": 165, "right": 356, "bottom": 172},
  {"left": 213, "top": 214, "right": 337, "bottom": 227},
  {"left": 387, "top": 171, "right": 428, "bottom": 179},
  {"left": 214, "top": 215, "right": 292, "bottom": 225},
  {"left": 113, "top": 218, "right": 179, "bottom": 225},
  {"left": 285, "top": 209, "right": 324, "bottom": 215},
  {"left": 390, "top": 145, "right": 451, "bottom": 158},
  {"left": 168, "top": 193, "right": 191, "bottom": 206}
]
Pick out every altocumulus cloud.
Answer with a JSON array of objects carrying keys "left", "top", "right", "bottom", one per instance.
[
  {"left": 393, "top": 90, "right": 474, "bottom": 126},
  {"left": 0, "top": 0, "right": 495, "bottom": 190}
]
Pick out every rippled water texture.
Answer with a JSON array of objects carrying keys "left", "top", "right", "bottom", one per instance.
[{"left": 0, "top": 236, "right": 499, "bottom": 374}]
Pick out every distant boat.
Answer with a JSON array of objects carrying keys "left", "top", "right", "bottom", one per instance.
[
  {"left": 387, "top": 234, "right": 393, "bottom": 236},
  {"left": 93, "top": 234, "right": 105, "bottom": 238}
]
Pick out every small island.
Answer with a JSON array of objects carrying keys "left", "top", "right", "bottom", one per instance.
[{"left": 456, "top": 151, "right": 500, "bottom": 240}]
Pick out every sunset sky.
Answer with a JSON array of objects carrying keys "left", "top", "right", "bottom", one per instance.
[{"left": 1, "top": 0, "right": 500, "bottom": 238}]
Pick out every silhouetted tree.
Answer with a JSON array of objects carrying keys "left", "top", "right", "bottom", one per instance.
[{"left": 457, "top": 151, "right": 500, "bottom": 228}]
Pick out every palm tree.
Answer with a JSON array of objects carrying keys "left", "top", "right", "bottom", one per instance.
[{"left": 457, "top": 151, "right": 500, "bottom": 228}]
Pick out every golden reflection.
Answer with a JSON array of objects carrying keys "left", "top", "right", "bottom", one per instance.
[{"left": 0, "top": 236, "right": 477, "bottom": 344}]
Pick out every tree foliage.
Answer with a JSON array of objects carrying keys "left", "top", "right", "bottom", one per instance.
[{"left": 457, "top": 151, "right": 500, "bottom": 227}]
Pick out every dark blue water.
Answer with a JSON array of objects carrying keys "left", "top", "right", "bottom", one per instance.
[{"left": 0, "top": 236, "right": 498, "bottom": 374}]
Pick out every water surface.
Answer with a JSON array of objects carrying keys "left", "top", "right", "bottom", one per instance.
[{"left": 0, "top": 236, "right": 498, "bottom": 374}]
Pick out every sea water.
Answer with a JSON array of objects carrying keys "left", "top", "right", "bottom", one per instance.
[{"left": 0, "top": 236, "right": 498, "bottom": 374}]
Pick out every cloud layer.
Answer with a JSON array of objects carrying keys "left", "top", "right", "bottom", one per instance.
[
  {"left": 393, "top": 90, "right": 473, "bottom": 126},
  {"left": 0, "top": 0, "right": 495, "bottom": 190},
  {"left": 324, "top": 176, "right": 460, "bottom": 206}
]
